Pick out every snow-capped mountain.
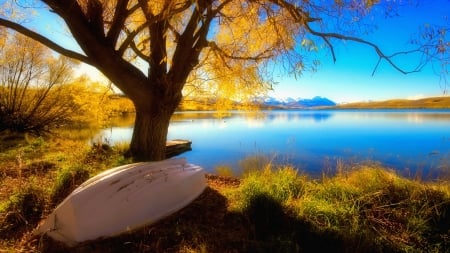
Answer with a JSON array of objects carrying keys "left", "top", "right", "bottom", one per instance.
[{"left": 262, "top": 96, "right": 336, "bottom": 108}]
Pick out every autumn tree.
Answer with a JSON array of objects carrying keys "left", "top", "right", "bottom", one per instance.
[
  {"left": 0, "top": 0, "right": 447, "bottom": 161},
  {"left": 0, "top": 30, "right": 79, "bottom": 134}
]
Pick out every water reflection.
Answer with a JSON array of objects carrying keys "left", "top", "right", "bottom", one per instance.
[
  {"left": 265, "top": 111, "right": 333, "bottom": 123},
  {"left": 96, "top": 109, "right": 450, "bottom": 179}
]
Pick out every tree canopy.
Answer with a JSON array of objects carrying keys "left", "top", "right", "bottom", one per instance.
[{"left": 0, "top": 0, "right": 448, "bottom": 161}]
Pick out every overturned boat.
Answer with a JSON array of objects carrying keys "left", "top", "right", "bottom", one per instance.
[{"left": 36, "top": 158, "right": 206, "bottom": 245}]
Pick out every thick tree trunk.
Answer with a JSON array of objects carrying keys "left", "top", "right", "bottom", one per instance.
[
  {"left": 128, "top": 90, "right": 181, "bottom": 162},
  {"left": 128, "top": 111, "right": 168, "bottom": 161},
  {"left": 128, "top": 106, "right": 171, "bottom": 162}
]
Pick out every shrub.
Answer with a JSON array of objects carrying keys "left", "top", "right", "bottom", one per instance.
[{"left": 0, "top": 32, "right": 80, "bottom": 134}]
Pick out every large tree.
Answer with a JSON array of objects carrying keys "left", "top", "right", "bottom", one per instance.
[{"left": 0, "top": 0, "right": 448, "bottom": 161}]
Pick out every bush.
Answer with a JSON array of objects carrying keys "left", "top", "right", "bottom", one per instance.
[{"left": 0, "top": 32, "right": 80, "bottom": 134}]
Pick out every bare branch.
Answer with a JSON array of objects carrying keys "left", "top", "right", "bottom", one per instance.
[
  {"left": 305, "top": 23, "right": 422, "bottom": 75},
  {"left": 322, "top": 36, "right": 337, "bottom": 63},
  {"left": 269, "top": 0, "right": 427, "bottom": 75},
  {"left": 0, "top": 17, "right": 92, "bottom": 64}
]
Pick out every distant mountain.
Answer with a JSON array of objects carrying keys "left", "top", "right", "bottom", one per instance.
[{"left": 261, "top": 96, "right": 336, "bottom": 108}]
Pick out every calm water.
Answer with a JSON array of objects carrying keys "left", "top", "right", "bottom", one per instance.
[{"left": 97, "top": 110, "right": 450, "bottom": 178}]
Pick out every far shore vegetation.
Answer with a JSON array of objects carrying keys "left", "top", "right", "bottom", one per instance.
[
  {"left": 111, "top": 94, "right": 450, "bottom": 114},
  {"left": 152, "top": 94, "right": 450, "bottom": 111}
]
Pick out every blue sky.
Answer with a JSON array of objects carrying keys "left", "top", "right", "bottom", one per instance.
[
  {"left": 11, "top": 0, "right": 450, "bottom": 103},
  {"left": 270, "top": 1, "right": 450, "bottom": 103}
]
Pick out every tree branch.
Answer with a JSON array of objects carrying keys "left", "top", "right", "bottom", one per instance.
[
  {"left": 106, "top": 0, "right": 130, "bottom": 47},
  {"left": 0, "top": 17, "right": 93, "bottom": 64},
  {"left": 118, "top": 22, "right": 149, "bottom": 57},
  {"left": 268, "top": 0, "right": 320, "bottom": 24},
  {"left": 269, "top": 0, "right": 423, "bottom": 75},
  {"left": 207, "top": 41, "right": 274, "bottom": 61},
  {"left": 305, "top": 23, "right": 422, "bottom": 75},
  {"left": 137, "top": 0, "right": 154, "bottom": 22},
  {"left": 149, "top": 20, "right": 169, "bottom": 77},
  {"left": 85, "top": 0, "right": 105, "bottom": 37},
  {"left": 130, "top": 40, "right": 150, "bottom": 62}
]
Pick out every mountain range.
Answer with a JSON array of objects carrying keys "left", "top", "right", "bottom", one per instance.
[{"left": 260, "top": 96, "right": 337, "bottom": 108}]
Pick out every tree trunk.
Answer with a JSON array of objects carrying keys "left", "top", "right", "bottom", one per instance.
[
  {"left": 128, "top": 89, "right": 181, "bottom": 162},
  {"left": 128, "top": 106, "right": 171, "bottom": 162}
]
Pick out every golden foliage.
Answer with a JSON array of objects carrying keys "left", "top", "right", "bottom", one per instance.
[
  {"left": 0, "top": 30, "right": 134, "bottom": 132},
  {"left": 0, "top": 31, "right": 81, "bottom": 133}
]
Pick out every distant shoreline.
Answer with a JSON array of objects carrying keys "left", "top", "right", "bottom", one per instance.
[
  {"left": 333, "top": 96, "right": 450, "bottom": 109},
  {"left": 111, "top": 95, "right": 450, "bottom": 113}
]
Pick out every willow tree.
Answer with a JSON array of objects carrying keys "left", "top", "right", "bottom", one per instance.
[{"left": 0, "top": 0, "right": 447, "bottom": 161}]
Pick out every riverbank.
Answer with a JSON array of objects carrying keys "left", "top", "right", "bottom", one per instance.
[{"left": 1, "top": 134, "right": 450, "bottom": 252}]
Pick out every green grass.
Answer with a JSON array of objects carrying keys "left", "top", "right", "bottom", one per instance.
[
  {"left": 50, "top": 165, "right": 91, "bottom": 207},
  {"left": 236, "top": 166, "right": 304, "bottom": 208},
  {"left": 228, "top": 163, "right": 450, "bottom": 252},
  {"left": 1, "top": 134, "right": 449, "bottom": 252}
]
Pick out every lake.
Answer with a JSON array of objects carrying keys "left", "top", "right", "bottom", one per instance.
[{"left": 96, "top": 110, "right": 450, "bottom": 179}]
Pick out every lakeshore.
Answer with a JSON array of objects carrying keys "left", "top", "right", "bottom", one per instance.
[{"left": 1, "top": 133, "right": 449, "bottom": 252}]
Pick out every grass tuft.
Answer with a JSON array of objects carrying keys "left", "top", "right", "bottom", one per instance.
[
  {"left": 0, "top": 185, "right": 45, "bottom": 239},
  {"left": 215, "top": 165, "right": 234, "bottom": 177},
  {"left": 50, "top": 166, "right": 90, "bottom": 207},
  {"left": 236, "top": 165, "right": 305, "bottom": 210}
]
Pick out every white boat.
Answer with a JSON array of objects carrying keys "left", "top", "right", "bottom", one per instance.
[{"left": 36, "top": 158, "right": 206, "bottom": 246}]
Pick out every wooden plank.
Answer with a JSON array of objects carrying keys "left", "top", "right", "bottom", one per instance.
[{"left": 165, "top": 139, "right": 192, "bottom": 158}]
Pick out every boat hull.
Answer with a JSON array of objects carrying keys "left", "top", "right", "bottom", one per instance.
[{"left": 37, "top": 158, "right": 206, "bottom": 245}]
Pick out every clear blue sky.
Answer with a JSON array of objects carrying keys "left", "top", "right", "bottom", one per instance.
[
  {"left": 270, "top": 1, "right": 450, "bottom": 103},
  {"left": 13, "top": 0, "right": 450, "bottom": 103}
]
